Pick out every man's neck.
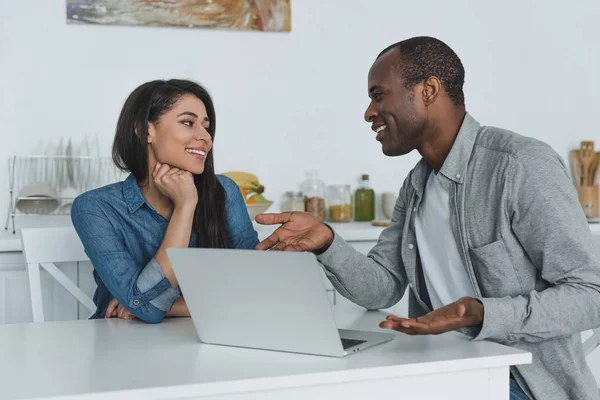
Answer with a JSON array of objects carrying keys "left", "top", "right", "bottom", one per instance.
[{"left": 418, "top": 107, "right": 466, "bottom": 172}]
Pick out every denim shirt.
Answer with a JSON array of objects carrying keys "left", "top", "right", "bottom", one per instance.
[{"left": 71, "top": 174, "right": 259, "bottom": 323}]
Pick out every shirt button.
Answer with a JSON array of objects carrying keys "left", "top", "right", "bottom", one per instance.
[
  {"left": 456, "top": 173, "right": 461, "bottom": 179},
  {"left": 133, "top": 299, "right": 140, "bottom": 306},
  {"left": 413, "top": 207, "right": 417, "bottom": 212},
  {"left": 408, "top": 244, "right": 414, "bottom": 250}
]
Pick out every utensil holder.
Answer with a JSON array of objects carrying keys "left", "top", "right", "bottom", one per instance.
[{"left": 578, "top": 185, "right": 599, "bottom": 218}]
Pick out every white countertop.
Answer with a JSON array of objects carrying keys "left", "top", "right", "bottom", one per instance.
[
  {"left": 0, "top": 310, "right": 530, "bottom": 400},
  {"left": 0, "top": 229, "right": 21, "bottom": 252},
  {"left": 254, "top": 221, "right": 386, "bottom": 243},
  {"left": 2, "top": 220, "right": 598, "bottom": 253},
  {"left": 0, "top": 221, "right": 387, "bottom": 253}
]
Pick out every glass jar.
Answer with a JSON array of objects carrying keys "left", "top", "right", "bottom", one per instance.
[
  {"left": 282, "top": 191, "right": 305, "bottom": 212},
  {"left": 300, "top": 170, "right": 326, "bottom": 221},
  {"left": 328, "top": 185, "right": 352, "bottom": 222}
]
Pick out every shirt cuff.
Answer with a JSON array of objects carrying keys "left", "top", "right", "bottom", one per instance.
[
  {"left": 316, "top": 229, "right": 351, "bottom": 268},
  {"left": 135, "top": 258, "right": 180, "bottom": 312},
  {"left": 472, "top": 296, "right": 513, "bottom": 341}
]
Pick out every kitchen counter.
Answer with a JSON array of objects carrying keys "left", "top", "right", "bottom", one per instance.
[
  {"left": 0, "top": 229, "right": 21, "bottom": 252},
  {"left": 254, "top": 221, "right": 386, "bottom": 243},
  {"left": 1, "top": 221, "right": 598, "bottom": 253},
  {"left": 0, "top": 221, "right": 388, "bottom": 253}
]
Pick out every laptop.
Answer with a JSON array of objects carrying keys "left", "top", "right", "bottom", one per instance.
[{"left": 167, "top": 248, "right": 394, "bottom": 357}]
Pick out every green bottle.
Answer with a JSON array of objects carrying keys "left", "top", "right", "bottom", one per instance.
[{"left": 354, "top": 174, "right": 375, "bottom": 221}]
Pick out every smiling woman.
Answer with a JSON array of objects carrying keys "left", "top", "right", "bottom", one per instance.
[{"left": 70, "top": 79, "right": 259, "bottom": 323}]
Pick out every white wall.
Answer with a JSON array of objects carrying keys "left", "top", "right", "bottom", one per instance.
[
  {"left": 2, "top": 0, "right": 600, "bottom": 385},
  {"left": 2, "top": 0, "right": 597, "bottom": 219}
]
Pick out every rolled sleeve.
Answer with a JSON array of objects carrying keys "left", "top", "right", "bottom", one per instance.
[{"left": 136, "top": 258, "right": 180, "bottom": 312}]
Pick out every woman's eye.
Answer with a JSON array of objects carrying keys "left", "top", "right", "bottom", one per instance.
[{"left": 182, "top": 120, "right": 193, "bottom": 127}]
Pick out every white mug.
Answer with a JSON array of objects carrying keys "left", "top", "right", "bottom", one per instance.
[{"left": 381, "top": 192, "right": 397, "bottom": 219}]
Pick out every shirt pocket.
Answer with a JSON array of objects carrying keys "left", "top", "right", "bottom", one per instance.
[{"left": 469, "top": 238, "right": 523, "bottom": 297}]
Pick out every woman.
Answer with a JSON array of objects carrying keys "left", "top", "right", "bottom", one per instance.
[{"left": 71, "top": 79, "right": 259, "bottom": 323}]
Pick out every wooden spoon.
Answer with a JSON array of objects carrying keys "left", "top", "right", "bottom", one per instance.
[
  {"left": 579, "top": 141, "right": 595, "bottom": 186},
  {"left": 570, "top": 150, "right": 582, "bottom": 187}
]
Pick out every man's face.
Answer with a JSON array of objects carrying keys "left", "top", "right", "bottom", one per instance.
[{"left": 364, "top": 50, "right": 427, "bottom": 156}]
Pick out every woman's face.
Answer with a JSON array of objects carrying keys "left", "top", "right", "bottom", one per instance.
[{"left": 147, "top": 94, "right": 213, "bottom": 175}]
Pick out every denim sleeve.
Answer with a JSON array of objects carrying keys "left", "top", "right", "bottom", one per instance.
[
  {"left": 217, "top": 175, "right": 259, "bottom": 249},
  {"left": 71, "top": 196, "right": 179, "bottom": 323}
]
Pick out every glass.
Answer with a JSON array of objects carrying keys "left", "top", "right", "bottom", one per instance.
[
  {"left": 328, "top": 185, "right": 352, "bottom": 222},
  {"left": 300, "top": 170, "right": 326, "bottom": 221},
  {"left": 282, "top": 191, "right": 305, "bottom": 212}
]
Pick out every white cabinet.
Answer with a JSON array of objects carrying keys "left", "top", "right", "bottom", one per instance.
[{"left": 0, "top": 252, "right": 95, "bottom": 324}]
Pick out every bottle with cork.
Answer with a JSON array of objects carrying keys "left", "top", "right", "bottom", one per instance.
[{"left": 354, "top": 174, "right": 375, "bottom": 221}]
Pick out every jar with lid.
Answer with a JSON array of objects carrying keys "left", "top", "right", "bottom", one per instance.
[
  {"left": 327, "top": 185, "right": 352, "bottom": 222},
  {"left": 300, "top": 170, "right": 326, "bottom": 221},
  {"left": 282, "top": 191, "right": 305, "bottom": 212}
]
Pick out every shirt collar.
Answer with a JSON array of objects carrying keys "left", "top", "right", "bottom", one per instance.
[
  {"left": 411, "top": 112, "right": 480, "bottom": 192},
  {"left": 122, "top": 173, "right": 146, "bottom": 213}
]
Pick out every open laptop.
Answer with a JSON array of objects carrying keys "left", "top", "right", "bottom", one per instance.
[{"left": 167, "top": 248, "right": 394, "bottom": 357}]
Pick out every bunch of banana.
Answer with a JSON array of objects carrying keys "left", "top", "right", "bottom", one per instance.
[{"left": 222, "top": 171, "right": 265, "bottom": 203}]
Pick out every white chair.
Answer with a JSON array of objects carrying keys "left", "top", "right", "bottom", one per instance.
[
  {"left": 20, "top": 227, "right": 96, "bottom": 322},
  {"left": 584, "top": 232, "right": 600, "bottom": 356}
]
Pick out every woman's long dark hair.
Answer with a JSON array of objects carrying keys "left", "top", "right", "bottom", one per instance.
[{"left": 112, "top": 79, "right": 228, "bottom": 248}]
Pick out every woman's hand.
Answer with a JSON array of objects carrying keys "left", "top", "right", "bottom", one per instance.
[
  {"left": 105, "top": 298, "right": 137, "bottom": 320},
  {"left": 152, "top": 162, "right": 198, "bottom": 209}
]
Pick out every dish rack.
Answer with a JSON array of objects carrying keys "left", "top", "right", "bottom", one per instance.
[{"left": 5, "top": 155, "right": 127, "bottom": 233}]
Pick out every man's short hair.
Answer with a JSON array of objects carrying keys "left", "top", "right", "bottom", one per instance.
[{"left": 378, "top": 37, "right": 465, "bottom": 106}]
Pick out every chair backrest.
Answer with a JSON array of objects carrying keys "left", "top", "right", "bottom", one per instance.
[{"left": 21, "top": 227, "right": 88, "bottom": 264}]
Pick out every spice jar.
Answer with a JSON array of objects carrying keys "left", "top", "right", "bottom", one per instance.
[
  {"left": 282, "top": 191, "right": 305, "bottom": 212},
  {"left": 328, "top": 185, "right": 352, "bottom": 222},
  {"left": 301, "top": 170, "right": 326, "bottom": 221}
]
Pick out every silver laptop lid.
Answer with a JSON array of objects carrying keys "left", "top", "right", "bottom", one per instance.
[{"left": 167, "top": 248, "right": 345, "bottom": 357}]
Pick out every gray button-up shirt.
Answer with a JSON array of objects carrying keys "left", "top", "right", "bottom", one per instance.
[{"left": 318, "top": 113, "right": 600, "bottom": 400}]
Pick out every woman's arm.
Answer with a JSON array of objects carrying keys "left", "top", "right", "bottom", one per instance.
[
  {"left": 71, "top": 195, "right": 191, "bottom": 323},
  {"left": 153, "top": 203, "right": 196, "bottom": 287},
  {"left": 166, "top": 298, "right": 190, "bottom": 317}
]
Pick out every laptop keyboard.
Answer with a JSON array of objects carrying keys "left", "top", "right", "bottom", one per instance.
[{"left": 341, "top": 338, "right": 367, "bottom": 349}]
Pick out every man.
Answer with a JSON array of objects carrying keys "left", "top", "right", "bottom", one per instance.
[{"left": 256, "top": 37, "right": 600, "bottom": 400}]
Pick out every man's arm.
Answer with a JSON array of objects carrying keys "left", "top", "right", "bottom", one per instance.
[{"left": 316, "top": 180, "right": 411, "bottom": 310}]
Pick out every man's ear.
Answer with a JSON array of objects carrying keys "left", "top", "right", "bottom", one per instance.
[{"left": 422, "top": 76, "right": 441, "bottom": 106}]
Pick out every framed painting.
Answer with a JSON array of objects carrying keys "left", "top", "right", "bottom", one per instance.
[{"left": 66, "top": 0, "right": 291, "bottom": 32}]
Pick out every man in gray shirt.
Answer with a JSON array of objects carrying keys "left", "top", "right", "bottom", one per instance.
[{"left": 256, "top": 37, "right": 600, "bottom": 400}]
